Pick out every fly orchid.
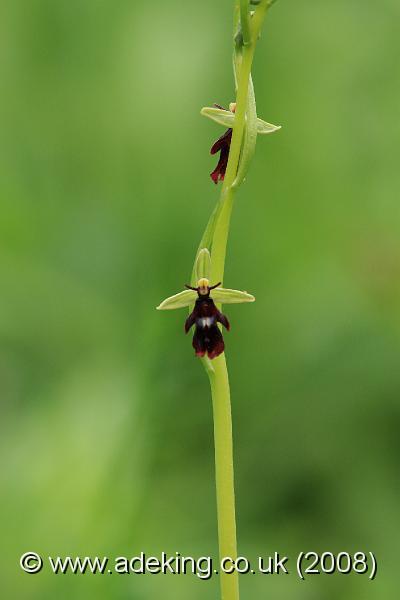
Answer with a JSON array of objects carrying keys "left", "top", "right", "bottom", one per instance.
[
  {"left": 201, "top": 101, "right": 281, "bottom": 185},
  {"left": 157, "top": 249, "right": 255, "bottom": 359}
]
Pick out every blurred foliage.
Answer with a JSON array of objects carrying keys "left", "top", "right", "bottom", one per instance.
[{"left": 1, "top": 0, "right": 400, "bottom": 598}]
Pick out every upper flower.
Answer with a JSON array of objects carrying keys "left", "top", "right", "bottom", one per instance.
[{"left": 201, "top": 102, "right": 281, "bottom": 185}]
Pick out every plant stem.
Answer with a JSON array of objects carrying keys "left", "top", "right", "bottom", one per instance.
[
  {"left": 195, "top": 4, "right": 271, "bottom": 599},
  {"left": 208, "top": 355, "right": 238, "bottom": 600},
  {"left": 207, "top": 42, "right": 255, "bottom": 600},
  {"left": 210, "top": 45, "right": 253, "bottom": 284}
]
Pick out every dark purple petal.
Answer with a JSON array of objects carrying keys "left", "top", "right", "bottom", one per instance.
[
  {"left": 217, "top": 311, "right": 230, "bottom": 331},
  {"left": 210, "top": 129, "right": 232, "bottom": 184},
  {"left": 206, "top": 326, "right": 225, "bottom": 359},
  {"left": 191, "top": 325, "right": 225, "bottom": 359},
  {"left": 192, "top": 328, "right": 206, "bottom": 357},
  {"left": 185, "top": 311, "right": 196, "bottom": 333},
  {"left": 210, "top": 128, "right": 232, "bottom": 154}
]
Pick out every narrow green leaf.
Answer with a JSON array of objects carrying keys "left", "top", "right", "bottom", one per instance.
[
  {"left": 157, "top": 289, "right": 197, "bottom": 310},
  {"left": 211, "top": 288, "right": 255, "bottom": 304},
  {"left": 201, "top": 107, "right": 235, "bottom": 129}
]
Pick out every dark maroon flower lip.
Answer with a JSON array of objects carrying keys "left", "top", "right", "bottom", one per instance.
[
  {"left": 210, "top": 128, "right": 233, "bottom": 184},
  {"left": 209, "top": 103, "right": 236, "bottom": 185},
  {"left": 184, "top": 281, "right": 230, "bottom": 359}
]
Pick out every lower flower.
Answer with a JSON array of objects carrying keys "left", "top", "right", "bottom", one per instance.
[
  {"left": 185, "top": 279, "right": 230, "bottom": 359},
  {"left": 156, "top": 249, "right": 255, "bottom": 359}
]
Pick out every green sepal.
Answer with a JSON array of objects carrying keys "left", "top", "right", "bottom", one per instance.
[
  {"left": 157, "top": 289, "right": 197, "bottom": 310},
  {"left": 201, "top": 106, "right": 280, "bottom": 135},
  {"left": 157, "top": 286, "right": 255, "bottom": 310},
  {"left": 257, "top": 118, "right": 281, "bottom": 134},
  {"left": 195, "top": 248, "right": 211, "bottom": 281},
  {"left": 201, "top": 107, "right": 235, "bottom": 129},
  {"left": 211, "top": 288, "right": 255, "bottom": 304}
]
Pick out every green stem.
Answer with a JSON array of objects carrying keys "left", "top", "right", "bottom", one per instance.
[
  {"left": 212, "top": 0, "right": 270, "bottom": 283},
  {"left": 208, "top": 355, "right": 238, "bottom": 600},
  {"left": 208, "top": 42, "right": 255, "bottom": 600},
  {"left": 193, "top": 4, "right": 271, "bottom": 600},
  {"left": 210, "top": 44, "right": 254, "bottom": 284}
]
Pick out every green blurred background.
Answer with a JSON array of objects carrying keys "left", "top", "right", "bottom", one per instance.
[{"left": 1, "top": 0, "right": 399, "bottom": 598}]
